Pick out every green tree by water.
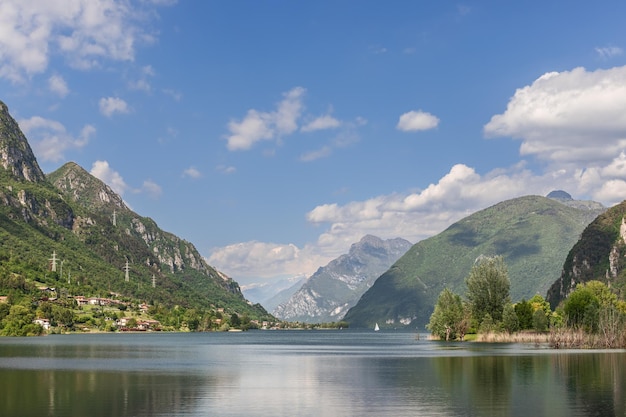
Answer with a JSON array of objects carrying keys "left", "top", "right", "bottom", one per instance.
[
  {"left": 426, "top": 288, "right": 467, "bottom": 340},
  {"left": 502, "top": 303, "right": 519, "bottom": 333},
  {"left": 466, "top": 256, "right": 510, "bottom": 326},
  {"left": 515, "top": 299, "right": 533, "bottom": 330}
]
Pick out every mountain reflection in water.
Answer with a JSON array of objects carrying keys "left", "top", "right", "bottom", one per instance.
[{"left": 0, "top": 331, "right": 623, "bottom": 417}]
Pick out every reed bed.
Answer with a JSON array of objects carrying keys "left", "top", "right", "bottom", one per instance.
[{"left": 475, "top": 331, "right": 550, "bottom": 345}]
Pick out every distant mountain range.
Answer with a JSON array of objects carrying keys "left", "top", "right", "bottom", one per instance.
[
  {"left": 0, "top": 99, "right": 270, "bottom": 320},
  {"left": 343, "top": 193, "right": 605, "bottom": 329},
  {"left": 273, "top": 235, "right": 412, "bottom": 323},
  {"left": 241, "top": 274, "right": 307, "bottom": 310}
]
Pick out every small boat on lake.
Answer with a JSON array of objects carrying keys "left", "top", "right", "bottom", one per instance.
[{"left": 374, "top": 323, "right": 380, "bottom": 331}]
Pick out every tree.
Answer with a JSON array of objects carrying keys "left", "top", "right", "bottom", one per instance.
[
  {"left": 532, "top": 308, "right": 548, "bottom": 332},
  {"left": 563, "top": 284, "right": 599, "bottom": 331},
  {"left": 230, "top": 313, "right": 241, "bottom": 328},
  {"left": 427, "top": 288, "right": 466, "bottom": 341},
  {"left": 466, "top": 256, "right": 510, "bottom": 326},
  {"left": 515, "top": 299, "right": 533, "bottom": 330},
  {"left": 502, "top": 303, "right": 519, "bottom": 334}
]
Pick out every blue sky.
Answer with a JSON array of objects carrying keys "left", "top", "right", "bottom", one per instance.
[{"left": 2, "top": 1, "right": 626, "bottom": 292}]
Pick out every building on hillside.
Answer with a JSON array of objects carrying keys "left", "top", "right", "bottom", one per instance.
[{"left": 33, "top": 318, "right": 50, "bottom": 330}]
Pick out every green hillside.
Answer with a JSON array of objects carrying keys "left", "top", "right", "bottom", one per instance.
[
  {"left": 343, "top": 195, "right": 604, "bottom": 329},
  {"left": 547, "top": 200, "right": 626, "bottom": 308},
  {"left": 0, "top": 100, "right": 272, "bottom": 333}
]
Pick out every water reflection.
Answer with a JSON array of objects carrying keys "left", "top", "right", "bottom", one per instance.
[
  {"left": 0, "top": 332, "right": 624, "bottom": 416},
  {"left": 0, "top": 369, "right": 213, "bottom": 417}
]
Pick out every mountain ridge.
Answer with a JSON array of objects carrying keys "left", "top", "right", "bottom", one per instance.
[
  {"left": 273, "top": 235, "right": 411, "bottom": 323},
  {"left": 0, "top": 99, "right": 270, "bottom": 322},
  {"left": 343, "top": 194, "right": 605, "bottom": 329}
]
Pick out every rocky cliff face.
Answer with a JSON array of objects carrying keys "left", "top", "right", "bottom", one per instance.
[
  {"left": 0, "top": 99, "right": 261, "bottom": 316},
  {"left": 48, "top": 162, "right": 236, "bottom": 288},
  {"left": 0, "top": 101, "right": 46, "bottom": 183},
  {"left": 546, "top": 200, "right": 626, "bottom": 308},
  {"left": 0, "top": 101, "right": 75, "bottom": 231},
  {"left": 272, "top": 235, "right": 411, "bottom": 323}
]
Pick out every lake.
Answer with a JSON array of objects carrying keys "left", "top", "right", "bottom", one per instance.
[{"left": 0, "top": 330, "right": 624, "bottom": 417}]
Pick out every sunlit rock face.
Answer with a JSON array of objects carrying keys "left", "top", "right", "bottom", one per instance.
[{"left": 273, "top": 235, "right": 411, "bottom": 323}]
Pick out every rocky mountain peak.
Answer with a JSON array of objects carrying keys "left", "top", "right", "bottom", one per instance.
[
  {"left": 272, "top": 235, "right": 412, "bottom": 323},
  {"left": 0, "top": 100, "right": 46, "bottom": 182},
  {"left": 48, "top": 161, "right": 129, "bottom": 212}
]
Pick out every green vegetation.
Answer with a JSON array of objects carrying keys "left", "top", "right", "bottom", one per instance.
[
  {"left": 344, "top": 195, "right": 603, "bottom": 329},
  {"left": 426, "top": 256, "right": 626, "bottom": 348},
  {"left": 547, "top": 200, "right": 626, "bottom": 308},
  {"left": 466, "top": 256, "right": 510, "bottom": 323},
  {"left": 0, "top": 103, "right": 276, "bottom": 335}
]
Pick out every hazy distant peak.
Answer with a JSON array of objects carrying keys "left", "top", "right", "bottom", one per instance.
[{"left": 546, "top": 190, "right": 572, "bottom": 200}]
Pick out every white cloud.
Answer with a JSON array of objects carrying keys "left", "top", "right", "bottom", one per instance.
[
  {"left": 225, "top": 87, "right": 305, "bottom": 151},
  {"left": 162, "top": 88, "right": 182, "bottom": 101},
  {"left": 300, "top": 117, "right": 363, "bottom": 162},
  {"left": 141, "top": 179, "right": 162, "bottom": 198},
  {"left": 301, "top": 115, "right": 341, "bottom": 132},
  {"left": 19, "top": 116, "right": 93, "bottom": 162},
  {"left": 484, "top": 66, "right": 626, "bottom": 167},
  {"left": 208, "top": 241, "right": 327, "bottom": 280},
  {"left": 183, "top": 166, "right": 202, "bottom": 178},
  {"left": 99, "top": 97, "right": 130, "bottom": 117},
  {"left": 212, "top": 65, "right": 626, "bottom": 285},
  {"left": 90, "top": 160, "right": 129, "bottom": 196},
  {"left": 48, "top": 74, "right": 69, "bottom": 97},
  {"left": 397, "top": 110, "right": 440, "bottom": 132},
  {"left": 90, "top": 161, "right": 163, "bottom": 199},
  {"left": 0, "top": 0, "right": 174, "bottom": 82},
  {"left": 300, "top": 146, "right": 332, "bottom": 162},
  {"left": 129, "top": 65, "right": 155, "bottom": 92},
  {"left": 596, "top": 46, "right": 623, "bottom": 59},
  {"left": 216, "top": 165, "right": 236, "bottom": 175}
]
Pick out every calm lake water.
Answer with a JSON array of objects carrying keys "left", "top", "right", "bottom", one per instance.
[{"left": 0, "top": 330, "right": 624, "bottom": 417}]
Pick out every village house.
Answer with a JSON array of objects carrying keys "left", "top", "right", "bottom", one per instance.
[{"left": 33, "top": 318, "right": 50, "bottom": 330}]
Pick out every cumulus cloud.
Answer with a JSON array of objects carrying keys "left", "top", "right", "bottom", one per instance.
[
  {"left": 0, "top": 0, "right": 174, "bottom": 82},
  {"left": 99, "top": 97, "right": 130, "bottom": 117},
  {"left": 208, "top": 241, "right": 327, "bottom": 280},
  {"left": 596, "top": 46, "right": 623, "bottom": 59},
  {"left": 397, "top": 110, "right": 440, "bottom": 132},
  {"left": 303, "top": 161, "right": 601, "bottom": 258},
  {"left": 90, "top": 160, "right": 163, "bottom": 199},
  {"left": 129, "top": 65, "right": 155, "bottom": 92},
  {"left": 225, "top": 87, "right": 305, "bottom": 151},
  {"left": 48, "top": 74, "right": 69, "bottom": 97},
  {"left": 299, "top": 117, "right": 364, "bottom": 162},
  {"left": 183, "top": 166, "right": 202, "bottom": 178},
  {"left": 300, "top": 146, "right": 332, "bottom": 162},
  {"left": 484, "top": 66, "right": 626, "bottom": 166},
  {"left": 19, "top": 116, "right": 94, "bottom": 162},
  {"left": 213, "top": 65, "right": 626, "bottom": 284},
  {"left": 141, "top": 179, "right": 162, "bottom": 198},
  {"left": 90, "top": 160, "right": 129, "bottom": 196},
  {"left": 216, "top": 165, "right": 236, "bottom": 175},
  {"left": 301, "top": 114, "right": 341, "bottom": 132}
]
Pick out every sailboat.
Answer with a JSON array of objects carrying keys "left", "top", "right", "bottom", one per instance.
[{"left": 374, "top": 323, "right": 380, "bottom": 331}]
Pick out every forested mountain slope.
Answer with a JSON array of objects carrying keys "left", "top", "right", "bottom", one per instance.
[{"left": 344, "top": 194, "right": 604, "bottom": 329}]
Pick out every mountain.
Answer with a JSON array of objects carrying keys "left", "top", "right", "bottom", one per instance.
[
  {"left": 546, "top": 200, "right": 626, "bottom": 309},
  {"left": 272, "top": 235, "right": 412, "bottom": 323},
  {"left": 343, "top": 195, "right": 605, "bottom": 329},
  {"left": 0, "top": 99, "right": 270, "bottom": 321},
  {"left": 240, "top": 274, "right": 307, "bottom": 308},
  {"left": 263, "top": 277, "right": 307, "bottom": 312}
]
